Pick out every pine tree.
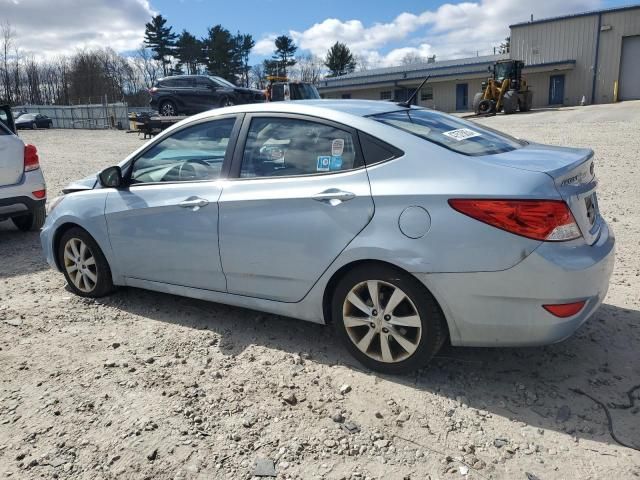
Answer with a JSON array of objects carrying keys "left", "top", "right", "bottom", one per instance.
[
  {"left": 236, "top": 33, "right": 254, "bottom": 87},
  {"left": 272, "top": 35, "right": 297, "bottom": 77},
  {"left": 202, "top": 25, "right": 240, "bottom": 82},
  {"left": 175, "top": 30, "right": 202, "bottom": 75},
  {"left": 143, "top": 15, "right": 177, "bottom": 76},
  {"left": 324, "top": 42, "right": 356, "bottom": 77}
]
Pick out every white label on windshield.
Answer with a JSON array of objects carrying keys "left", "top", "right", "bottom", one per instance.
[{"left": 442, "top": 128, "right": 482, "bottom": 141}]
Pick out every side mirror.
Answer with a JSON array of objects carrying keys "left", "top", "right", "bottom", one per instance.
[{"left": 98, "top": 166, "right": 123, "bottom": 188}]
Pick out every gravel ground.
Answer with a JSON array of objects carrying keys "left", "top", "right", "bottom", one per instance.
[{"left": 1, "top": 102, "right": 639, "bottom": 480}]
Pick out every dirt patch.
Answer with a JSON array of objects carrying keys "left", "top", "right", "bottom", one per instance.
[{"left": 1, "top": 105, "right": 639, "bottom": 479}]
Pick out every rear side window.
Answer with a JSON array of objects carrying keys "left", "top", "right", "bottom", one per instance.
[
  {"left": 358, "top": 132, "right": 403, "bottom": 165},
  {"left": 240, "top": 117, "right": 360, "bottom": 178},
  {"left": 373, "top": 109, "right": 524, "bottom": 156}
]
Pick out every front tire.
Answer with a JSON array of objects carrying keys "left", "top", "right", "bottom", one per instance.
[
  {"left": 31, "top": 122, "right": 36, "bottom": 129},
  {"left": 12, "top": 204, "right": 46, "bottom": 231},
  {"left": 472, "top": 92, "right": 484, "bottom": 114},
  {"left": 332, "top": 264, "right": 447, "bottom": 374},
  {"left": 57, "top": 227, "right": 114, "bottom": 297}
]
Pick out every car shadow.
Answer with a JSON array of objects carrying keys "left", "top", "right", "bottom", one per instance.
[
  {"left": 0, "top": 222, "right": 49, "bottom": 278},
  {"left": 99, "top": 286, "right": 640, "bottom": 451}
]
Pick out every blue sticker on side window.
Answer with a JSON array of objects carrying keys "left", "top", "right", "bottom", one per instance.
[
  {"left": 317, "top": 156, "right": 331, "bottom": 171},
  {"left": 330, "top": 156, "right": 343, "bottom": 171}
]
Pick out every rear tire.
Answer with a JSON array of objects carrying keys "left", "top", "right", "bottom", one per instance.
[
  {"left": 12, "top": 204, "right": 46, "bottom": 231},
  {"left": 332, "top": 264, "right": 447, "bottom": 374},
  {"left": 520, "top": 91, "right": 533, "bottom": 112},
  {"left": 159, "top": 100, "right": 177, "bottom": 116},
  {"left": 502, "top": 90, "right": 518, "bottom": 114},
  {"left": 57, "top": 227, "right": 115, "bottom": 298}
]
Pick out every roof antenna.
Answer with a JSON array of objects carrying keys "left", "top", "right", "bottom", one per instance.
[{"left": 398, "top": 74, "right": 430, "bottom": 108}]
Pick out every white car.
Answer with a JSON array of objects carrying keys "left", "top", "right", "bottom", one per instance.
[{"left": 0, "top": 105, "right": 46, "bottom": 231}]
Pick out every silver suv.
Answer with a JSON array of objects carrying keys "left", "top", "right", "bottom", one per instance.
[{"left": 0, "top": 105, "right": 46, "bottom": 231}]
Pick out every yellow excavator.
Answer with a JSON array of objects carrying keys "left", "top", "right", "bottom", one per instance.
[{"left": 473, "top": 60, "right": 533, "bottom": 115}]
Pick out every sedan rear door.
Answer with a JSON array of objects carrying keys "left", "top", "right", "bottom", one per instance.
[{"left": 218, "top": 114, "right": 374, "bottom": 302}]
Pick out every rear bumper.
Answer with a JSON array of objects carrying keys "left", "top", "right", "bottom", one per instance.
[
  {"left": 0, "top": 170, "right": 46, "bottom": 220},
  {"left": 416, "top": 221, "right": 615, "bottom": 347}
]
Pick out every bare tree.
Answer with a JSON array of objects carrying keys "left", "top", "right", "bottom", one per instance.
[
  {"left": 1, "top": 21, "right": 15, "bottom": 103},
  {"left": 353, "top": 54, "right": 372, "bottom": 72},
  {"left": 294, "top": 54, "right": 324, "bottom": 84},
  {"left": 249, "top": 63, "right": 265, "bottom": 89},
  {"left": 132, "top": 45, "right": 163, "bottom": 89},
  {"left": 401, "top": 52, "right": 427, "bottom": 65}
]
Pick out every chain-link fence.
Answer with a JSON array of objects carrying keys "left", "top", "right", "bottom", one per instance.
[{"left": 12, "top": 103, "right": 132, "bottom": 130}]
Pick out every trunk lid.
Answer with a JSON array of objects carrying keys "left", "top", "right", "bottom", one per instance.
[
  {"left": 488, "top": 143, "right": 601, "bottom": 245},
  {"left": 0, "top": 132, "right": 24, "bottom": 187}
]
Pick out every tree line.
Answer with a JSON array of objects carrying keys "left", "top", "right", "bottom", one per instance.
[
  {"left": 0, "top": 13, "right": 387, "bottom": 107},
  {"left": 143, "top": 14, "right": 359, "bottom": 84}
]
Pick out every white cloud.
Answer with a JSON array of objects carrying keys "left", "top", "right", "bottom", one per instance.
[
  {"left": 259, "top": 0, "right": 601, "bottom": 67},
  {"left": 254, "top": 34, "right": 278, "bottom": 56},
  {"left": 0, "top": 0, "right": 155, "bottom": 58}
]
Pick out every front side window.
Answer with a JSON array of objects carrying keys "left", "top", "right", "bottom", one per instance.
[
  {"left": 210, "top": 76, "right": 235, "bottom": 88},
  {"left": 130, "top": 118, "right": 236, "bottom": 184},
  {"left": 240, "top": 117, "right": 359, "bottom": 178},
  {"left": 373, "top": 109, "right": 524, "bottom": 156}
]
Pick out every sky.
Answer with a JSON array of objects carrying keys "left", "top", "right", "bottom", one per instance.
[{"left": 0, "top": 0, "right": 634, "bottom": 67}]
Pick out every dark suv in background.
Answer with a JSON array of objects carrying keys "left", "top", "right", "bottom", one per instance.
[{"left": 149, "top": 75, "right": 266, "bottom": 116}]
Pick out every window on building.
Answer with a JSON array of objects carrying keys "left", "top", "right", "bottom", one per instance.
[
  {"left": 420, "top": 86, "right": 434, "bottom": 101},
  {"left": 380, "top": 91, "right": 392, "bottom": 100},
  {"left": 341, "top": 93, "right": 351, "bottom": 99}
]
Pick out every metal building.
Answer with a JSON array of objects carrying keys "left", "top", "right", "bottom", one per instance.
[{"left": 318, "top": 4, "right": 640, "bottom": 111}]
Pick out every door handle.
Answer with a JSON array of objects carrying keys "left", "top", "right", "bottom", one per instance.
[
  {"left": 179, "top": 197, "right": 209, "bottom": 210},
  {"left": 312, "top": 189, "right": 356, "bottom": 205}
]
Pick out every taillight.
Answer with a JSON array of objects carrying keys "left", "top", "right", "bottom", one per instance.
[
  {"left": 24, "top": 144, "right": 39, "bottom": 171},
  {"left": 448, "top": 199, "right": 581, "bottom": 241},
  {"left": 32, "top": 189, "right": 46, "bottom": 199},
  {"left": 543, "top": 301, "right": 586, "bottom": 318},
  {"left": 149, "top": 87, "right": 158, "bottom": 93}
]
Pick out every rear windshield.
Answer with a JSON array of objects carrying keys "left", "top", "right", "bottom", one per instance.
[
  {"left": 290, "top": 83, "right": 320, "bottom": 100},
  {"left": 372, "top": 109, "right": 524, "bottom": 156}
]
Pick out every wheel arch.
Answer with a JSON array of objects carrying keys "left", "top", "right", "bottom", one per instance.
[
  {"left": 321, "top": 259, "right": 451, "bottom": 342},
  {"left": 52, "top": 222, "right": 84, "bottom": 271}
]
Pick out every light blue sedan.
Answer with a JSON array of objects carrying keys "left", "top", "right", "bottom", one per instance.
[{"left": 41, "top": 100, "right": 615, "bottom": 373}]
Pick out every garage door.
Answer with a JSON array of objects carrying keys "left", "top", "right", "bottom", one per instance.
[{"left": 619, "top": 36, "right": 640, "bottom": 100}]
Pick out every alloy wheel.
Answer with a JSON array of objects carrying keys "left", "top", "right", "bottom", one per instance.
[
  {"left": 63, "top": 238, "right": 98, "bottom": 293},
  {"left": 342, "top": 280, "right": 422, "bottom": 363},
  {"left": 161, "top": 103, "right": 176, "bottom": 116}
]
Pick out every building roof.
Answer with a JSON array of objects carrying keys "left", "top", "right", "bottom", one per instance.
[
  {"left": 320, "top": 54, "right": 507, "bottom": 89},
  {"left": 510, "top": 3, "right": 640, "bottom": 28}
]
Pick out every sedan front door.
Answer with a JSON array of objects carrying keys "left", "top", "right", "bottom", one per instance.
[
  {"left": 104, "top": 116, "right": 240, "bottom": 291},
  {"left": 218, "top": 114, "right": 374, "bottom": 302}
]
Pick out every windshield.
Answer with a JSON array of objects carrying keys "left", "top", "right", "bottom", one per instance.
[
  {"left": 494, "top": 62, "right": 514, "bottom": 81},
  {"left": 289, "top": 83, "right": 320, "bottom": 100},
  {"left": 373, "top": 109, "right": 524, "bottom": 156},
  {"left": 209, "top": 76, "right": 236, "bottom": 88},
  {"left": 19, "top": 114, "right": 35, "bottom": 120}
]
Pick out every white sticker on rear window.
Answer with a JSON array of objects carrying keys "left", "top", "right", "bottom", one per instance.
[
  {"left": 442, "top": 128, "right": 482, "bottom": 141},
  {"left": 331, "top": 138, "right": 344, "bottom": 156}
]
